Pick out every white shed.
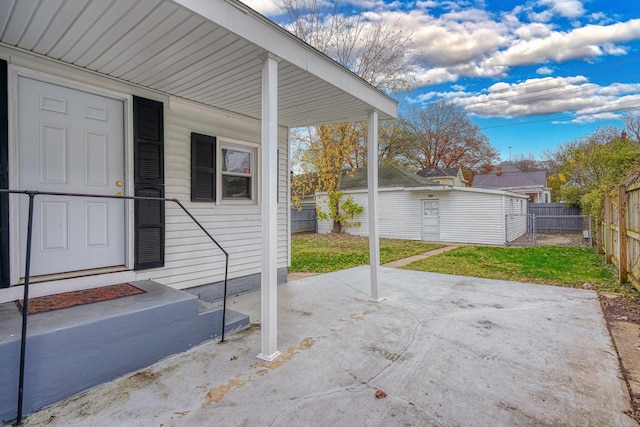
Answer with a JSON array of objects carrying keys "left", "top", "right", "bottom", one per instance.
[{"left": 318, "top": 166, "right": 528, "bottom": 245}]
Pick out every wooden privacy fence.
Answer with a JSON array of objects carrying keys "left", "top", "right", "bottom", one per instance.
[
  {"left": 600, "top": 175, "right": 640, "bottom": 288},
  {"left": 291, "top": 204, "right": 317, "bottom": 233}
]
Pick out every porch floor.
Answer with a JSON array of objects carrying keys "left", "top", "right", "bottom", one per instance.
[{"left": 21, "top": 266, "right": 634, "bottom": 426}]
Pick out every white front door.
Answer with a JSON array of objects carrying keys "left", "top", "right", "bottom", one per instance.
[
  {"left": 18, "top": 77, "right": 125, "bottom": 277},
  {"left": 422, "top": 199, "right": 440, "bottom": 241}
]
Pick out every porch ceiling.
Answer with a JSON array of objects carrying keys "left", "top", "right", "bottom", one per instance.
[{"left": 0, "top": 0, "right": 397, "bottom": 127}]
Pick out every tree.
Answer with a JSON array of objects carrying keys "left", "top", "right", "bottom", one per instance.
[
  {"left": 402, "top": 101, "right": 499, "bottom": 182},
  {"left": 547, "top": 127, "right": 640, "bottom": 218},
  {"left": 377, "top": 119, "right": 415, "bottom": 168},
  {"left": 511, "top": 153, "right": 542, "bottom": 172},
  {"left": 292, "top": 124, "right": 363, "bottom": 233},
  {"left": 281, "top": 0, "right": 417, "bottom": 232},
  {"left": 622, "top": 112, "right": 640, "bottom": 144},
  {"left": 276, "top": 0, "right": 416, "bottom": 93}
]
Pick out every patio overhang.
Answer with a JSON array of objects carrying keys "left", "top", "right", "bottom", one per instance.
[
  {"left": 0, "top": 0, "right": 395, "bottom": 363},
  {"left": 0, "top": 0, "right": 397, "bottom": 127}
]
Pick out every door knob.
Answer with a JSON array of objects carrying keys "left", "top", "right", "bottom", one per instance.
[
  {"left": 115, "top": 192, "right": 123, "bottom": 197},
  {"left": 116, "top": 181, "right": 123, "bottom": 187}
]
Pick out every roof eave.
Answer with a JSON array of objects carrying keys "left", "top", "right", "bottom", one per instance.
[{"left": 173, "top": 0, "right": 397, "bottom": 120}]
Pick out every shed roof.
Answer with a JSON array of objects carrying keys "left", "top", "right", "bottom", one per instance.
[
  {"left": 472, "top": 164, "right": 547, "bottom": 189},
  {"left": 0, "top": 0, "right": 397, "bottom": 127},
  {"left": 417, "top": 166, "right": 460, "bottom": 179},
  {"left": 341, "top": 165, "right": 437, "bottom": 190}
]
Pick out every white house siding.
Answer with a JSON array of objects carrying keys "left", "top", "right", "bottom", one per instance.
[
  {"left": 318, "top": 187, "right": 528, "bottom": 245},
  {"left": 2, "top": 49, "right": 289, "bottom": 291},
  {"left": 149, "top": 98, "right": 290, "bottom": 290},
  {"left": 437, "top": 191, "right": 506, "bottom": 245}
]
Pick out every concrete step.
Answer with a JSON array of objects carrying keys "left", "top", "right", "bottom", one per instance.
[{"left": 0, "top": 280, "right": 249, "bottom": 424}]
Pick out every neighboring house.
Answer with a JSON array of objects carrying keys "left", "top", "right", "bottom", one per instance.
[
  {"left": 317, "top": 165, "right": 529, "bottom": 245},
  {"left": 0, "top": 0, "right": 396, "bottom": 421},
  {"left": 472, "top": 164, "right": 551, "bottom": 203},
  {"left": 417, "top": 166, "right": 467, "bottom": 186}
]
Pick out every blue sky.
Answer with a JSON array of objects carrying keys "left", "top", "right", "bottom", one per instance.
[{"left": 242, "top": 0, "right": 640, "bottom": 161}]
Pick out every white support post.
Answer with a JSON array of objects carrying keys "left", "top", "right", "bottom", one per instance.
[
  {"left": 367, "top": 111, "right": 382, "bottom": 302},
  {"left": 258, "top": 53, "right": 281, "bottom": 362}
]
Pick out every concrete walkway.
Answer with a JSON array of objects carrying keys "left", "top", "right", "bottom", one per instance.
[
  {"left": 382, "top": 244, "right": 459, "bottom": 268},
  {"left": 21, "top": 267, "right": 634, "bottom": 426}
]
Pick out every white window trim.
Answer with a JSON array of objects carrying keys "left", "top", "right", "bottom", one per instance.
[{"left": 217, "top": 137, "right": 259, "bottom": 205}]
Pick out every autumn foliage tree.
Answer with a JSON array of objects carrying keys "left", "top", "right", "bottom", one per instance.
[
  {"left": 291, "top": 124, "right": 364, "bottom": 233},
  {"left": 279, "top": 0, "right": 416, "bottom": 232},
  {"left": 546, "top": 126, "right": 640, "bottom": 218},
  {"left": 402, "top": 101, "right": 499, "bottom": 182}
]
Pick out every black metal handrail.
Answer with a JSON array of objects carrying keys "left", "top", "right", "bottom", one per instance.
[{"left": 0, "top": 189, "right": 229, "bottom": 425}]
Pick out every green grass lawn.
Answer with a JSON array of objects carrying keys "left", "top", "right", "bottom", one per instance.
[
  {"left": 403, "top": 245, "right": 624, "bottom": 294},
  {"left": 290, "top": 233, "right": 443, "bottom": 273},
  {"left": 290, "top": 234, "right": 630, "bottom": 296}
]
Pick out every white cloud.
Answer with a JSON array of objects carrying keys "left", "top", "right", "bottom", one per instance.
[
  {"left": 238, "top": 0, "right": 280, "bottom": 15},
  {"left": 396, "top": 8, "right": 509, "bottom": 70},
  {"left": 343, "top": 0, "right": 387, "bottom": 9},
  {"left": 442, "top": 77, "right": 640, "bottom": 120},
  {"left": 244, "top": 0, "right": 640, "bottom": 124},
  {"left": 570, "top": 112, "right": 621, "bottom": 123},
  {"left": 482, "top": 19, "right": 640, "bottom": 68},
  {"left": 537, "top": 0, "right": 585, "bottom": 19},
  {"left": 514, "top": 23, "right": 553, "bottom": 40},
  {"left": 241, "top": 1, "right": 640, "bottom": 91},
  {"left": 373, "top": 4, "right": 640, "bottom": 90}
]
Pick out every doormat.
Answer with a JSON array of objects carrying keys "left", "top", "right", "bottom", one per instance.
[{"left": 15, "top": 283, "right": 146, "bottom": 315}]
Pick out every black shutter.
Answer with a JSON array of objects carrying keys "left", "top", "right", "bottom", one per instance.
[
  {"left": 0, "top": 60, "right": 8, "bottom": 287},
  {"left": 191, "top": 133, "right": 216, "bottom": 202},
  {"left": 133, "top": 96, "right": 165, "bottom": 270}
]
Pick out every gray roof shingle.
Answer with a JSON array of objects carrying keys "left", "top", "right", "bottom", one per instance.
[
  {"left": 340, "top": 165, "right": 437, "bottom": 190},
  {"left": 417, "top": 166, "right": 460, "bottom": 178},
  {"left": 472, "top": 164, "right": 547, "bottom": 189}
]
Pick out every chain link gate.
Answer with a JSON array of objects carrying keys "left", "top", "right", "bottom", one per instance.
[{"left": 506, "top": 214, "right": 593, "bottom": 247}]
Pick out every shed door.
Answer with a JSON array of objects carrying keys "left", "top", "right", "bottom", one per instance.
[
  {"left": 18, "top": 77, "right": 125, "bottom": 277},
  {"left": 422, "top": 199, "right": 440, "bottom": 241}
]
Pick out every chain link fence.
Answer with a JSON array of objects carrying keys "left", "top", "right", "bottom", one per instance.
[{"left": 506, "top": 214, "right": 593, "bottom": 247}]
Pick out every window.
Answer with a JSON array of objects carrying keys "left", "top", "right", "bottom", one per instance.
[
  {"left": 191, "top": 133, "right": 256, "bottom": 203},
  {"left": 221, "top": 145, "right": 254, "bottom": 200}
]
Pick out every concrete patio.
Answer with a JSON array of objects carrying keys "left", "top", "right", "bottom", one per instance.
[{"left": 21, "top": 266, "right": 633, "bottom": 426}]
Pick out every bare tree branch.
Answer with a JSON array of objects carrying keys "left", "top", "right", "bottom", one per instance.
[{"left": 402, "top": 101, "right": 499, "bottom": 181}]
